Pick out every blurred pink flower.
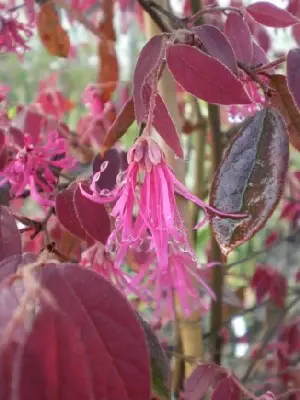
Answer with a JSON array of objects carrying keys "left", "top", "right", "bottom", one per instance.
[
  {"left": 0, "top": 131, "right": 75, "bottom": 206},
  {"left": 0, "top": 5, "right": 33, "bottom": 56}
]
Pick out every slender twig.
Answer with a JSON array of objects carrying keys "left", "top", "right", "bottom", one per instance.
[
  {"left": 237, "top": 61, "right": 274, "bottom": 98},
  {"left": 136, "top": 0, "right": 171, "bottom": 32},
  {"left": 208, "top": 104, "right": 224, "bottom": 365},
  {"left": 253, "top": 56, "right": 286, "bottom": 74},
  {"left": 185, "top": 6, "right": 242, "bottom": 25}
]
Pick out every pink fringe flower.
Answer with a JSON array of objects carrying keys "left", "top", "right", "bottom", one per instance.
[
  {"left": 130, "top": 243, "right": 218, "bottom": 317},
  {"left": 0, "top": 131, "right": 75, "bottom": 206},
  {"left": 82, "top": 136, "right": 244, "bottom": 268},
  {"left": 0, "top": 4, "right": 33, "bottom": 56}
]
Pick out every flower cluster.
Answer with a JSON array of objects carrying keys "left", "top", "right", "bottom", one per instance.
[{"left": 81, "top": 135, "right": 244, "bottom": 315}]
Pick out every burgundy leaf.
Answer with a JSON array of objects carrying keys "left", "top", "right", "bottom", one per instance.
[
  {"left": 93, "top": 148, "right": 127, "bottom": 191},
  {"left": 292, "top": 24, "right": 300, "bottom": 46},
  {"left": 212, "top": 377, "right": 241, "bottom": 400},
  {"left": 185, "top": 363, "right": 221, "bottom": 400},
  {"left": 287, "top": 48, "right": 300, "bottom": 109},
  {"left": 192, "top": 24, "right": 238, "bottom": 75},
  {"left": 74, "top": 181, "right": 111, "bottom": 245},
  {"left": 12, "top": 106, "right": 45, "bottom": 145},
  {"left": 133, "top": 35, "right": 164, "bottom": 124},
  {"left": 0, "top": 253, "right": 36, "bottom": 282},
  {"left": 142, "top": 84, "right": 183, "bottom": 158},
  {"left": 270, "top": 74, "right": 300, "bottom": 152},
  {"left": 269, "top": 271, "right": 287, "bottom": 308},
  {"left": 103, "top": 97, "right": 135, "bottom": 151},
  {"left": 255, "top": 25, "right": 270, "bottom": 53},
  {"left": 287, "top": 0, "right": 300, "bottom": 16},
  {"left": 166, "top": 44, "right": 251, "bottom": 106},
  {"left": 210, "top": 108, "right": 289, "bottom": 255},
  {"left": 7, "top": 126, "right": 25, "bottom": 148},
  {"left": 225, "top": 13, "right": 253, "bottom": 64},
  {"left": 251, "top": 42, "right": 273, "bottom": 73},
  {"left": 251, "top": 266, "right": 271, "bottom": 303},
  {"left": 40, "top": 263, "right": 151, "bottom": 400},
  {"left": 0, "top": 206, "right": 22, "bottom": 263},
  {"left": 17, "top": 305, "right": 94, "bottom": 400},
  {"left": 247, "top": 2, "right": 299, "bottom": 28},
  {"left": 55, "top": 183, "right": 93, "bottom": 242}
]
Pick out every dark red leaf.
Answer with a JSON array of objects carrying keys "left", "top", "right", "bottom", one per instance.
[
  {"left": 269, "top": 271, "right": 287, "bottom": 308},
  {"left": 74, "top": 182, "right": 111, "bottom": 245},
  {"left": 250, "top": 266, "right": 271, "bottom": 303},
  {"left": 12, "top": 105, "right": 45, "bottom": 145},
  {"left": 212, "top": 377, "right": 241, "bottom": 400},
  {"left": 251, "top": 42, "right": 273, "bottom": 73},
  {"left": 142, "top": 84, "right": 183, "bottom": 158},
  {"left": 287, "top": 49, "right": 300, "bottom": 109},
  {"left": 192, "top": 24, "right": 238, "bottom": 75},
  {"left": 103, "top": 97, "right": 135, "bottom": 151},
  {"left": 225, "top": 13, "right": 253, "bottom": 64},
  {"left": 0, "top": 206, "right": 22, "bottom": 263},
  {"left": 210, "top": 108, "right": 289, "bottom": 255},
  {"left": 287, "top": 0, "right": 300, "bottom": 16},
  {"left": 133, "top": 35, "right": 164, "bottom": 124},
  {"left": 270, "top": 74, "right": 300, "bottom": 152},
  {"left": 0, "top": 253, "right": 36, "bottom": 282},
  {"left": 18, "top": 305, "right": 94, "bottom": 400},
  {"left": 93, "top": 148, "right": 127, "bottom": 191},
  {"left": 40, "top": 263, "right": 151, "bottom": 400},
  {"left": 55, "top": 183, "right": 92, "bottom": 242},
  {"left": 247, "top": 2, "right": 299, "bottom": 28},
  {"left": 166, "top": 44, "right": 251, "bottom": 106},
  {"left": 255, "top": 25, "right": 270, "bottom": 53},
  {"left": 185, "top": 363, "right": 221, "bottom": 400},
  {"left": 292, "top": 24, "right": 300, "bottom": 46}
]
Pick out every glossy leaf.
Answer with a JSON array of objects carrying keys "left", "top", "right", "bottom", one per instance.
[
  {"left": 225, "top": 13, "right": 253, "bottom": 64},
  {"left": 138, "top": 315, "right": 169, "bottom": 399},
  {"left": 133, "top": 35, "right": 164, "bottom": 124},
  {"left": 210, "top": 108, "right": 289, "bottom": 255},
  {"left": 55, "top": 183, "right": 92, "bottom": 242},
  {"left": 36, "top": 3, "right": 70, "bottom": 58},
  {"left": 0, "top": 206, "right": 22, "bottom": 263},
  {"left": 287, "top": 48, "right": 300, "bottom": 109},
  {"left": 40, "top": 264, "right": 151, "bottom": 400},
  {"left": 270, "top": 74, "right": 300, "bottom": 152},
  {"left": 74, "top": 181, "right": 111, "bottom": 245},
  {"left": 142, "top": 84, "right": 183, "bottom": 158},
  {"left": 192, "top": 25, "right": 238, "bottom": 75},
  {"left": 166, "top": 44, "right": 251, "bottom": 106},
  {"left": 103, "top": 98, "right": 135, "bottom": 151},
  {"left": 246, "top": 2, "right": 299, "bottom": 28}
]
